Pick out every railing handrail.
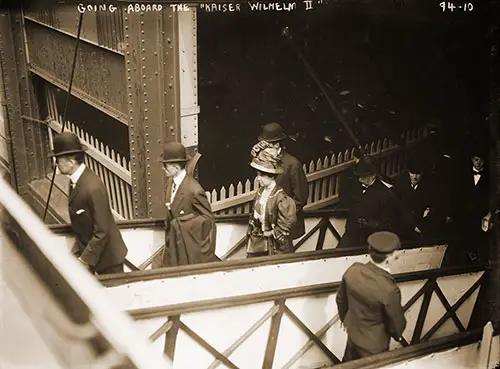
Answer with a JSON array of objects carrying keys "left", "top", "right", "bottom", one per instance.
[
  {"left": 47, "top": 208, "right": 350, "bottom": 233},
  {"left": 331, "top": 329, "right": 486, "bottom": 369},
  {"left": 127, "top": 264, "right": 486, "bottom": 319},
  {"left": 99, "top": 239, "right": 448, "bottom": 286},
  {"left": 0, "top": 178, "right": 172, "bottom": 368}
]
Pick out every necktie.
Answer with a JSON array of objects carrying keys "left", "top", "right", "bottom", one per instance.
[{"left": 171, "top": 182, "right": 177, "bottom": 199}]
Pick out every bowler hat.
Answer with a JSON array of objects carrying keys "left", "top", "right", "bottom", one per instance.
[
  {"left": 407, "top": 157, "right": 425, "bottom": 174},
  {"left": 353, "top": 156, "right": 376, "bottom": 176},
  {"left": 368, "top": 231, "right": 401, "bottom": 254},
  {"left": 258, "top": 123, "right": 287, "bottom": 143},
  {"left": 49, "top": 131, "right": 87, "bottom": 157},
  {"left": 160, "top": 142, "right": 190, "bottom": 163}
]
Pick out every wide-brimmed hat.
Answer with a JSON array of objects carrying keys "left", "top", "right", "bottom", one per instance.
[
  {"left": 160, "top": 142, "right": 190, "bottom": 163},
  {"left": 368, "top": 231, "right": 401, "bottom": 254},
  {"left": 49, "top": 131, "right": 87, "bottom": 157},
  {"left": 250, "top": 142, "right": 283, "bottom": 174},
  {"left": 258, "top": 123, "right": 287, "bottom": 143},
  {"left": 353, "top": 156, "right": 376, "bottom": 176}
]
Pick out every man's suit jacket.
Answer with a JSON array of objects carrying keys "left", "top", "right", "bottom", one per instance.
[
  {"left": 69, "top": 168, "right": 127, "bottom": 274},
  {"left": 393, "top": 173, "right": 440, "bottom": 238},
  {"left": 339, "top": 180, "right": 399, "bottom": 247},
  {"left": 276, "top": 151, "right": 308, "bottom": 239},
  {"left": 161, "top": 175, "right": 218, "bottom": 266},
  {"left": 336, "top": 262, "right": 406, "bottom": 354}
]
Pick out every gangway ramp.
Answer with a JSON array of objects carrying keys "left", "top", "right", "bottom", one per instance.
[
  {"left": 332, "top": 326, "right": 499, "bottom": 369},
  {"left": 122, "top": 265, "right": 485, "bottom": 368},
  {"left": 0, "top": 178, "right": 172, "bottom": 369},
  {"left": 102, "top": 242, "right": 447, "bottom": 310},
  {"left": 47, "top": 210, "right": 350, "bottom": 271}
]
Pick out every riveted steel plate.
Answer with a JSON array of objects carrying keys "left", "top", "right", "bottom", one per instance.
[{"left": 24, "top": 19, "right": 128, "bottom": 122}]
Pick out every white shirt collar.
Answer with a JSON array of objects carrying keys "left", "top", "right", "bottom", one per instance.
[
  {"left": 70, "top": 164, "right": 86, "bottom": 184},
  {"left": 173, "top": 169, "right": 187, "bottom": 186}
]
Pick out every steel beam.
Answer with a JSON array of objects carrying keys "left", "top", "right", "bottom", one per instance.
[
  {"left": 24, "top": 18, "right": 128, "bottom": 125},
  {"left": 0, "top": 12, "right": 29, "bottom": 195},
  {"left": 178, "top": 9, "right": 199, "bottom": 159},
  {"left": 124, "top": 9, "right": 181, "bottom": 218}
]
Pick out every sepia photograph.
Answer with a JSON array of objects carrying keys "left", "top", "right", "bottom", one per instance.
[{"left": 0, "top": 0, "right": 499, "bottom": 368}]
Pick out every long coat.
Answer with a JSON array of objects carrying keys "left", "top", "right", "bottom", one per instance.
[
  {"left": 276, "top": 151, "right": 308, "bottom": 239},
  {"left": 247, "top": 184, "right": 297, "bottom": 255},
  {"left": 338, "top": 180, "right": 399, "bottom": 248},
  {"left": 336, "top": 262, "right": 406, "bottom": 355},
  {"left": 69, "top": 168, "right": 128, "bottom": 274},
  {"left": 450, "top": 166, "right": 490, "bottom": 257},
  {"left": 393, "top": 172, "right": 441, "bottom": 240},
  {"left": 161, "top": 175, "right": 219, "bottom": 266}
]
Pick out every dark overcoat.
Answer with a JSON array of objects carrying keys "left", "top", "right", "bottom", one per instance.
[
  {"left": 276, "top": 151, "right": 308, "bottom": 239},
  {"left": 161, "top": 175, "right": 219, "bottom": 266},
  {"left": 338, "top": 179, "right": 399, "bottom": 247},
  {"left": 336, "top": 262, "right": 406, "bottom": 355},
  {"left": 393, "top": 172, "right": 442, "bottom": 239},
  {"left": 69, "top": 168, "right": 128, "bottom": 274}
]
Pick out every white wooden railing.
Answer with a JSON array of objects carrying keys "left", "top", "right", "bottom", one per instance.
[
  {"left": 44, "top": 84, "right": 133, "bottom": 219},
  {"left": 209, "top": 126, "right": 428, "bottom": 215}
]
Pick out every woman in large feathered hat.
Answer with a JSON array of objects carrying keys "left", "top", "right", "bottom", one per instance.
[{"left": 246, "top": 141, "right": 297, "bottom": 257}]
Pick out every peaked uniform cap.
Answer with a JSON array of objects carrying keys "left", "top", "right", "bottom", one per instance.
[
  {"left": 49, "top": 131, "right": 87, "bottom": 157},
  {"left": 258, "top": 123, "right": 287, "bottom": 143},
  {"left": 160, "top": 142, "right": 190, "bottom": 163},
  {"left": 368, "top": 231, "right": 401, "bottom": 254}
]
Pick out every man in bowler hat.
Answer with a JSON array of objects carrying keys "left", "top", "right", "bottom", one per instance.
[
  {"left": 393, "top": 157, "right": 441, "bottom": 240},
  {"left": 160, "top": 142, "right": 218, "bottom": 266},
  {"left": 258, "top": 123, "right": 308, "bottom": 241},
  {"left": 50, "top": 132, "right": 128, "bottom": 274},
  {"left": 338, "top": 156, "right": 399, "bottom": 248},
  {"left": 336, "top": 231, "right": 406, "bottom": 361}
]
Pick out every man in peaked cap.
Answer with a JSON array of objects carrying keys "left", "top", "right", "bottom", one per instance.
[
  {"left": 258, "top": 123, "right": 308, "bottom": 241},
  {"left": 50, "top": 132, "right": 127, "bottom": 275},
  {"left": 336, "top": 231, "right": 407, "bottom": 362},
  {"left": 338, "top": 156, "right": 399, "bottom": 248},
  {"left": 159, "top": 142, "right": 219, "bottom": 267}
]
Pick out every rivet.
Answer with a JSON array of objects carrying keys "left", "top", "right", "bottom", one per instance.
[
  {"left": 142, "top": 39, "right": 145, "bottom": 43},
  {"left": 141, "top": 30, "right": 144, "bottom": 34},
  {"left": 167, "top": 38, "right": 171, "bottom": 43},
  {"left": 143, "top": 92, "right": 147, "bottom": 96},
  {"left": 141, "top": 21, "right": 144, "bottom": 25},
  {"left": 127, "top": 77, "right": 131, "bottom": 81},
  {"left": 145, "top": 108, "right": 148, "bottom": 112},
  {"left": 127, "top": 52, "right": 130, "bottom": 55},
  {"left": 154, "top": 52, "right": 157, "bottom": 56},
  {"left": 147, "top": 165, "right": 150, "bottom": 168},
  {"left": 142, "top": 66, "right": 146, "bottom": 69},
  {"left": 142, "top": 57, "right": 145, "bottom": 61},
  {"left": 145, "top": 117, "right": 148, "bottom": 120},
  {"left": 143, "top": 83, "right": 146, "bottom": 87},
  {"left": 125, "top": 35, "right": 129, "bottom": 39},
  {"left": 143, "top": 75, "right": 146, "bottom": 79}
]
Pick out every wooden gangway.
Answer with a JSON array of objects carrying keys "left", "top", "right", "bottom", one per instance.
[{"left": 0, "top": 177, "right": 172, "bottom": 369}]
